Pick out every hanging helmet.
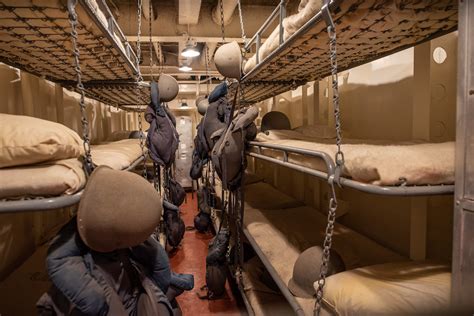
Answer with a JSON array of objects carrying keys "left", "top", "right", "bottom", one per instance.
[
  {"left": 158, "top": 74, "right": 179, "bottom": 102},
  {"left": 196, "top": 96, "right": 210, "bottom": 116},
  {"left": 77, "top": 166, "right": 162, "bottom": 253},
  {"left": 214, "top": 41, "right": 243, "bottom": 79},
  {"left": 288, "top": 246, "right": 346, "bottom": 298}
]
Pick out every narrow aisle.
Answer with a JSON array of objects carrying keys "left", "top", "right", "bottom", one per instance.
[{"left": 169, "top": 193, "right": 244, "bottom": 316}]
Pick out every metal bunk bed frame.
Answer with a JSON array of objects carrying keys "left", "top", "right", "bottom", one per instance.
[
  {"left": 236, "top": 0, "right": 461, "bottom": 315},
  {"left": 0, "top": 155, "right": 146, "bottom": 214},
  {"left": 237, "top": 0, "right": 458, "bottom": 104},
  {"left": 248, "top": 141, "right": 455, "bottom": 196},
  {"left": 0, "top": 0, "right": 142, "bottom": 108}
]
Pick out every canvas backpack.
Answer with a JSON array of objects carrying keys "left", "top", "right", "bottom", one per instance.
[
  {"left": 145, "top": 82, "right": 179, "bottom": 167},
  {"left": 211, "top": 106, "right": 258, "bottom": 191}
]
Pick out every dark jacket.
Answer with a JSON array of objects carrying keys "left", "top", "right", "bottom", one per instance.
[{"left": 37, "top": 218, "right": 192, "bottom": 316}]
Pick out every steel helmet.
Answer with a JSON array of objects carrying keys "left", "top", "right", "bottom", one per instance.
[
  {"left": 288, "top": 246, "right": 345, "bottom": 298},
  {"left": 158, "top": 74, "right": 179, "bottom": 102},
  {"left": 77, "top": 166, "right": 162, "bottom": 253},
  {"left": 214, "top": 41, "right": 243, "bottom": 79},
  {"left": 196, "top": 96, "right": 210, "bottom": 115}
]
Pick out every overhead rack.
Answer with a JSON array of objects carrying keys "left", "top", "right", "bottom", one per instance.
[
  {"left": 0, "top": 0, "right": 143, "bottom": 107},
  {"left": 238, "top": 0, "right": 458, "bottom": 104}
]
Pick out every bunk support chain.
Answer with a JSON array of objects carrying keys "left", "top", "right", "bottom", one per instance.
[
  {"left": 315, "top": 0, "right": 344, "bottom": 315},
  {"left": 135, "top": 0, "right": 148, "bottom": 179},
  {"left": 67, "top": 0, "right": 94, "bottom": 176}
]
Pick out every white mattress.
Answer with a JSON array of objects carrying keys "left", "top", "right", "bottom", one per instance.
[
  {"left": 0, "top": 139, "right": 145, "bottom": 199},
  {"left": 253, "top": 130, "right": 455, "bottom": 186}
]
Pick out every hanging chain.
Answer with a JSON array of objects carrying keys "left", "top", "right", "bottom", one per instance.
[
  {"left": 67, "top": 0, "right": 94, "bottom": 175},
  {"left": 219, "top": 0, "right": 225, "bottom": 42},
  {"left": 205, "top": 45, "right": 210, "bottom": 95},
  {"left": 314, "top": 5, "right": 344, "bottom": 314},
  {"left": 329, "top": 26, "right": 344, "bottom": 173},
  {"left": 236, "top": 0, "right": 246, "bottom": 45},
  {"left": 314, "top": 180, "right": 338, "bottom": 315},
  {"left": 149, "top": 0, "right": 154, "bottom": 81},
  {"left": 136, "top": 0, "right": 147, "bottom": 179}
]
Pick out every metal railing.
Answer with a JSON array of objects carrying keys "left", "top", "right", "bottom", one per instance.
[
  {"left": 244, "top": 0, "right": 287, "bottom": 65},
  {"left": 80, "top": 0, "right": 140, "bottom": 76}
]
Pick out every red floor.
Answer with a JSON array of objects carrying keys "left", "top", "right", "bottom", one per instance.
[{"left": 169, "top": 193, "right": 244, "bottom": 316}]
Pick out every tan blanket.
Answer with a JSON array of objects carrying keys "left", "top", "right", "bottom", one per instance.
[
  {"left": 254, "top": 131, "right": 454, "bottom": 186},
  {"left": 321, "top": 261, "right": 451, "bottom": 315},
  {"left": 244, "top": 0, "right": 323, "bottom": 73},
  {"left": 244, "top": 197, "right": 404, "bottom": 315},
  {"left": 0, "top": 159, "right": 86, "bottom": 199},
  {"left": 0, "top": 139, "right": 145, "bottom": 199},
  {"left": 91, "top": 139, "right": 144, "bottom": 170}
]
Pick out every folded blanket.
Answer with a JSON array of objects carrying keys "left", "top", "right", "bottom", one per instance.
[
  {"left": 92, "top": 139, "right": 144, "bottom": 170},
  {"left": 0, "top": 139, "right": 146, "bottom": 199},
  {"left": 253, "top": 131, "right": 454, "bottom": 186},
  {"left": 0, "top": 159, "right": 86, "bottom": 199}
]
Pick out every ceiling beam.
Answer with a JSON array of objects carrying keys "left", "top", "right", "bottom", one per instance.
[
  {"left": 178, "top": 0, "right": 202, "bottom": 25},
  {"left": 127, "top": 35, "right": 266, "bottom": 43}
]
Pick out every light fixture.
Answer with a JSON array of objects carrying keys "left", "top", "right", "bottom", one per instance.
[
  {"left": 181, "top": 41, "right": 200, "bottom": 58},
  {"left": 180, "top": 98, "right": 189, "bottom": 108},
  {"left": 179, "top": 65, "right": 192, "bottom": 72}
]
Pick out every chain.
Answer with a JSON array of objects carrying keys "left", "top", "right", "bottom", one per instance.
[
  {"left": 67, "top": 0, "right": 94, "bottom": 175},
  {"left": 148, "top": 0, "right": 154, "bottom": 81},
  {"left": 314, "top": 180, "right": 337, "bottom": 315},
  {"left": 136, "top": 0, "right": 147, "bottom": 178},
  {"left": 328, "top": 25, "right": 344, "bottom": 171},
  {"left": 219, "top": 0, "right": 225, "bottom": 42},
  {"left": 205, "top": 45, "right": 210, "bottom": 94},
  {"left": 314, "top": 19, "right": 344, "bottom": 316},
  {"left": 236, "top": 0, "right": 246, "bottom": 45}
]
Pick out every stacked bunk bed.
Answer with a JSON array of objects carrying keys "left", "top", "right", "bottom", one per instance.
[
  {"left": 227, "top": 0, "right": 460, "bottom": 315},
  {"left": 0, "top": 0, "right": 149, "bottom": 107},
  {"left": 240, "top": 178, "right": 451, "bottom": 315},
  {"left": 0, "top": 113, "right": 147, "bottom": 213},
  {"left": 0, "top": 0, "right": 151, "bottom": 212}
]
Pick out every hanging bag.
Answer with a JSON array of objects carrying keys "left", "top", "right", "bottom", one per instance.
[
  {"left": 145, "top": 82, "right": 179, "bottom": 167},
  {"left": 211, "top": 93, "right": 258, "bottom": 190}
]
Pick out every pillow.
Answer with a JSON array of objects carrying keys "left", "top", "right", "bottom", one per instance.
[
  {"left": 0, "top": 114, "right": 84, "bottom": 168},
  {"left": 318, "top": 261, "right": 451, "bottom": 315}
]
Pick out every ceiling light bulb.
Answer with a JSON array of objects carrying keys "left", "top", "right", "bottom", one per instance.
[
  {"left": 179, "top": 65, "right": 192, "bottom": 72},
  {"left": 181, "top": 44, "right": 200, "bottom": 58}
]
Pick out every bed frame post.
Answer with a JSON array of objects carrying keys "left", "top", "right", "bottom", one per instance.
[{"left": 451, "top": 0, "right": 474, "bottom": 311}]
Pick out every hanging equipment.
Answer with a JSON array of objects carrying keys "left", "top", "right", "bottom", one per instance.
[
  {"left": 67, "top": 0, "right": 94, "bottom": 176},
  {"left": 314, "top": 1, "right": 345, "bottom": 315}
]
